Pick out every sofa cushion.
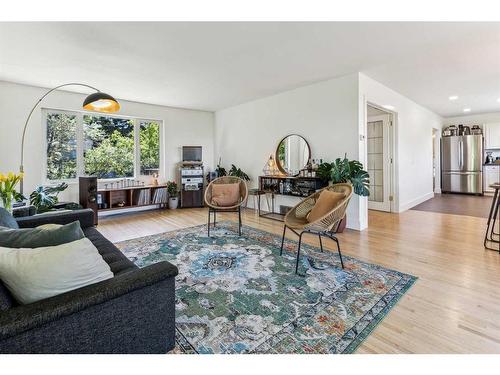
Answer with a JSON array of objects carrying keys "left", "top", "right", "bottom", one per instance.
[
  {"left": 0, "top": 221, "right": 84, "bottom": 248},
  {"left": 211, "top": 183, "right": 240, "bottom": 207},
  {"left": 0, "top": 238, "right": 114, "bottom": 304},
  {"left": 0, "top": 207, "right": 18, "bottom": 229},
  {"left": 83, "top": 227, "right": 137, "bottom": 275},
  {"left": 307, "top": 190, "right": 345, "bottom": 223}
]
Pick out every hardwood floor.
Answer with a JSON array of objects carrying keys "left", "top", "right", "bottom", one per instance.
[
  {"left": 97, "top": 207, "right": 500, "bottom": 354},
  {"left": 411, "top": 193, "right": 493, "bottom": 218}
]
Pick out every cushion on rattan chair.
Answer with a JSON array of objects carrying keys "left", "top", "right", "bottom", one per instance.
[
  {"left": 307, "top": 190, "right": 345, "bottom": 223},
  {"left": 211, "top": 183, "right": 240, "bottom": 207}
]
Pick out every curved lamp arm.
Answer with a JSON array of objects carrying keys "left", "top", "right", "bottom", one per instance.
[{"left": 19, "top": 83, "right": 100, "bottom": 195}]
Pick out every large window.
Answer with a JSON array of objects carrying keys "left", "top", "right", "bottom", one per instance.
[
  {"left": 83, "top": 115, "right": 135, "bottom": 178},
  {"left": 46, "top": 113, "right": 77, "bottom": 180},
  {"left": 44, "top": 110, "right": 162, "bottom": 181},
  {"left": 139, "top": 120, "right": 160, "bottom": 175}
]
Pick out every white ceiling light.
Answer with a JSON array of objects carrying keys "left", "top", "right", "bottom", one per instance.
[
  {"left": 497, "top": 98, "right": 500, "bottom": 103},
  {"left": 449, "top": 95, "right": 459, "bottom": 101},
  {"left": 463, "top": 108, "right": 471, "bottom": 112},
  {"left": 382, "top": 105, "right": 395, "bottom": 110}
]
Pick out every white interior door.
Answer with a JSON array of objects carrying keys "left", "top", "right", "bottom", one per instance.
[{"left": 367, "top": 114, "right": 392, "bottom": 212}]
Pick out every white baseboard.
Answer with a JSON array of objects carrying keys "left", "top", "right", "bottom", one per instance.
[
  {"left": 434, "top": 187, "right": 442, "bottom": 194},
  {"left": 398, "top": 192, "right": 434, "bottom": 213}
]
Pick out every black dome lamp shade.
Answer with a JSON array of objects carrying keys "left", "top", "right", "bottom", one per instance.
[{"left": 83, "top": 91, "right": 120, "bottom": 113}]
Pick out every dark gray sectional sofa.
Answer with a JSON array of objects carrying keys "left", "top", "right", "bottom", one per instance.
[{"left": 0, "top": 208, "right": 178, "bottom": 354}]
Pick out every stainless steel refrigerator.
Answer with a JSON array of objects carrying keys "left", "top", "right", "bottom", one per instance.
[{"left": 441, "top": 135, "right": 483, "bottom": 194}]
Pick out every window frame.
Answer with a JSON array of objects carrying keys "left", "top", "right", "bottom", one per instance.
[{"left": 42, "top": 108, "right": 163, "bottom": 184}]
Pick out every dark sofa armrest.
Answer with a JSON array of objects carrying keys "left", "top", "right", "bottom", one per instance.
[
  {"left": 0, "top": 261, "right": 178, "bottom": 340},
  {"left": 15, "top": 209, "right": 95, "bottom": 229}
]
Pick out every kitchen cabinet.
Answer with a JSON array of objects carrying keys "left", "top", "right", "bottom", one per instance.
[
  {"left": 484, "top": 165, "right": 499, "bottom": 192},
  {"left": 485, "top": 123, "right": 500, "bottom": 149}
]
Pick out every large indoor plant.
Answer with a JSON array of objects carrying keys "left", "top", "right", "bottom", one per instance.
[
  {"left": 0, "top": 172, "right": 24, "bottom": 213},
  {"left": 228, "top": 164, "right": 250, "bottom": 181},
  {"left": 321, "top": 155, "right": 370, "bottom": 232}
]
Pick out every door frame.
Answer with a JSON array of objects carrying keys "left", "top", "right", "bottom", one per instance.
[{"left": 366, "top": 102, "right": 396, "bottom": 213}]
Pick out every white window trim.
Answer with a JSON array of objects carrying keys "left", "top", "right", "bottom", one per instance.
[{"left": 42, "top": 108, "right": 163, "bottom": 185}]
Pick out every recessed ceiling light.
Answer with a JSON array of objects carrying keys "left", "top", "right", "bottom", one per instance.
[
  {"left": 497, "top": 98, "right": 500, "bottom": 103},
  {"left": 382, "top": 105, "right": 395, "bottom": 110},
  {"left": 449, "top": 95, "right": 459, "bottom": 101},
  {"left": 463, "top": 108, "right": 471, "bottom": 113}
]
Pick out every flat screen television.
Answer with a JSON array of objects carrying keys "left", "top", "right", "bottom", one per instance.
[{"left": 182, "top": 146, "right": 202, "bottom": 162}]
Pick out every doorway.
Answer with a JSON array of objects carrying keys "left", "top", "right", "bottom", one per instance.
[{"left": 367, "top": 104, "right": 394, "bottom": 212}]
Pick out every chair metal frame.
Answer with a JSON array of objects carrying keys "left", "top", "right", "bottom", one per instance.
[
  {"left": 204, "top": 176, "right": 248, "bottom": 237},
  {"left": 279, "top": 183, "right": 353, "bottom": 273}
]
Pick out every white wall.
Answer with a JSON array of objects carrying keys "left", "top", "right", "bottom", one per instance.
[
  {"left": 0, "top": 81, "right": 215, "bottom": 203},
  {"left": 215, "top": 73, "right": 367, "bottom": 230},
  {"left": 444, "top": 112, "right": 500, "bottom": 126},
  {"left": 359, "top": 74, "right": 443, "bottom": 212}
]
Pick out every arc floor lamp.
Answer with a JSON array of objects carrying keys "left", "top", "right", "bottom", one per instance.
[{"left": 19, "top": 83, "right": 120, "bottom": 195}]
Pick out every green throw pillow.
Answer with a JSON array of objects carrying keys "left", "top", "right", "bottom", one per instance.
[{"left": 0, "top": 221, "right": 84, "bottom": 248}]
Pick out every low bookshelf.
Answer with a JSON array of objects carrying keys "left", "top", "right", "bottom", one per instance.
[{"left": 97, "top": 184, "right": 169, "bottom": 212}]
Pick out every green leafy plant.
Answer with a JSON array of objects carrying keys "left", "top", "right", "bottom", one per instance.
[
  {"left": 29, "top": 182, "right": 68, "bottom": 213},
  {"left": 166, "top": 181, "right": 179, "bottom": 197},
  {"left": 316, "top": 162, "right": 333, "bottom": 182},
  {"left": 330, "top": 155, "right": 370, "bottom": 197},
  {"left": 228, "top": 164, "right": 250, "bottom": 181},
  {"left": 215, "top": 165, "right": 227, "bottom": 177}
]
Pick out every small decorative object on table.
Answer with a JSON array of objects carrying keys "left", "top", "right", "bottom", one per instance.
[
  {"left": 262, "top": 155, "right": 280, "bottom": 176},
  {"left": 152, "top": 173, "right": 159, "bottom": 186},
  {"left": 167, "top": 181, "right": 179, "bottom": 209},
  {"left": 0, "top": 172, "right": 25, "bottom": 213}
]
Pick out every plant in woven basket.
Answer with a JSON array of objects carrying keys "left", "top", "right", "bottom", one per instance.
[{"left": 330, "top": 155, "right": 370, "bottom": 197}]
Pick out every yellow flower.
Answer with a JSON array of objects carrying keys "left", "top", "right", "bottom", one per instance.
[
  {"left": 7, "top": 172, "right": 14, "bottom": 180},
  {"left": 0, "top": 173, "right": 5, "bottom": 182}
]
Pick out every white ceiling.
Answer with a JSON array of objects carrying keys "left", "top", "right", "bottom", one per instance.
[{"left": 0, "top": 22, "right": 499, "bottom": 116}]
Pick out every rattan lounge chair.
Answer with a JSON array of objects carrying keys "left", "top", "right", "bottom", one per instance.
[
  {"left": 204, "top": 176, "right": 249, "bottom": 236},
  {"left": 280, "top": 183, "right": 353, "bottom": 273}
]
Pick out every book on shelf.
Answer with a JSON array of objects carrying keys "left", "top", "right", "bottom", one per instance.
[
  {"left": 152, "top": 187, "right": 168, "bottom": 204},
  {"left": 133, "top": 189, "right": 151, "bottom": 205}
]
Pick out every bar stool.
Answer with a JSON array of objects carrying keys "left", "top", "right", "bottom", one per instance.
[
  {"left": 484, "top": 183, "right": 500, "bottom": 252},
  {"left": 246, "top": 189, "right": 269, "bottom": 215}
]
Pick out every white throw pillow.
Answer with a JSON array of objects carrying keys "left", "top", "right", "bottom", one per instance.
[{"left": 0, "top": 238, "right": 113, "bottom": 304}]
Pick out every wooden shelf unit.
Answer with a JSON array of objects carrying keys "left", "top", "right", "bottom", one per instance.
[{"left": 97, "top": 184, "right": 169, "bottom": 212}]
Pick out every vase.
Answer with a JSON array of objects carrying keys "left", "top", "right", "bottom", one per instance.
[
  {"left": 1, "top": 193, "right": 13, "bottom": 214},
  {"left": 168, "top": 197, "right": 179, "bottom": 209}
]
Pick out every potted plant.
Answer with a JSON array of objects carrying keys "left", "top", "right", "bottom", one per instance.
[
  {"left": 0, "top": 172, "right": 25, "bottom": 213},
  {"left": 167, "top": 181, "right": 179, "bottom": 209},
  {"left": 29, "top": 182, "right": 69, "bottom": 213},
  {"left": 228, "top": 164, "right": 250, "bottom": 181},
  {"left": 322, "top": 155, "right": 370, "bottom": 232}
]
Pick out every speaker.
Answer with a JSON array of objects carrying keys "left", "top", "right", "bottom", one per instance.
[{"left": 79, "top": 176, "right": 98, "bottom": 225}]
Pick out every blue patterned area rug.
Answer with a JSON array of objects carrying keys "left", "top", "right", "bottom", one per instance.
[{"left": 116, "top": 222, "right": 416, "bottom": 354}]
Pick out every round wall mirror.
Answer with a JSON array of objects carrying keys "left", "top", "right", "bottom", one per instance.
[{"left": 275, "top": 134, "right": 311, "bottom": 176}]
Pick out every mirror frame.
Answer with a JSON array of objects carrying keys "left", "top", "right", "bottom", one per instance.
[{"left": 275, "top": 134, "right": 311, "bottom": 177}]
